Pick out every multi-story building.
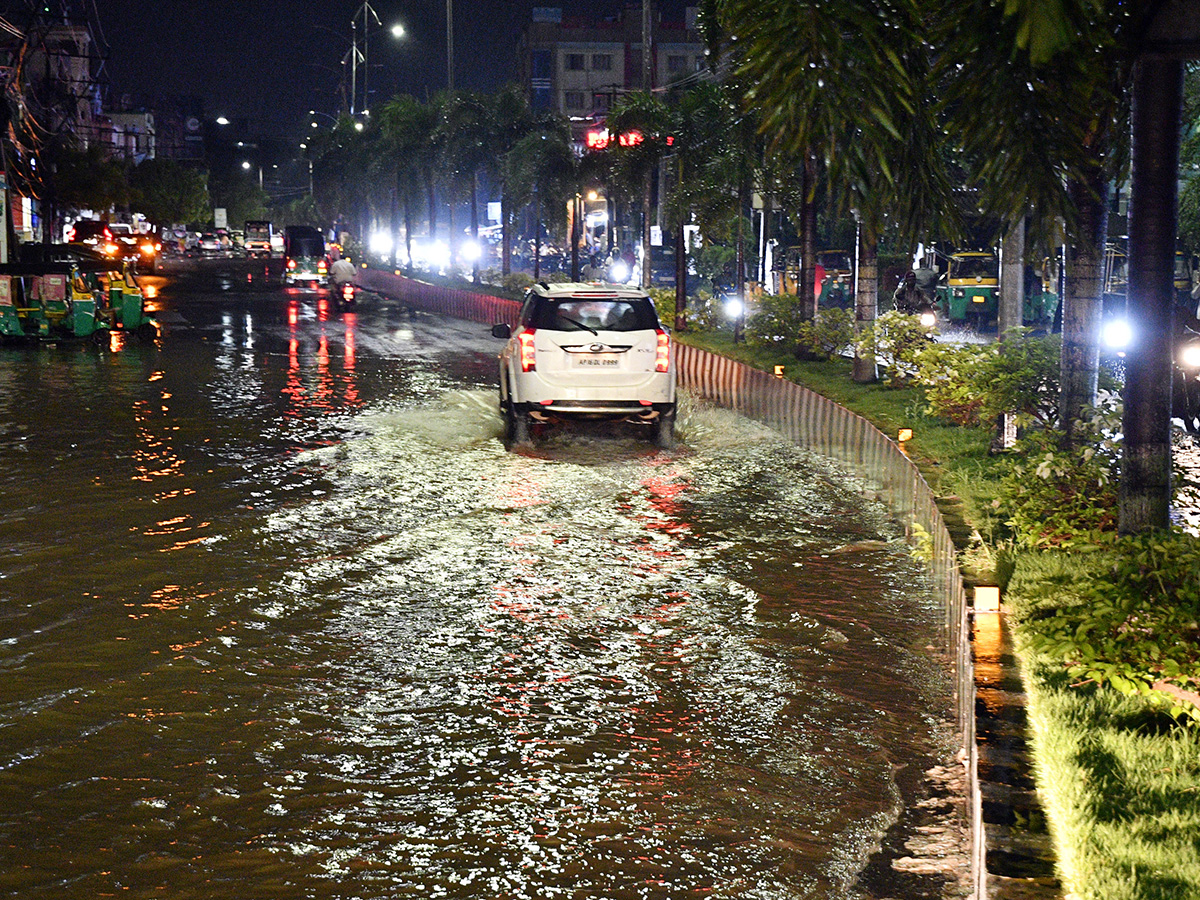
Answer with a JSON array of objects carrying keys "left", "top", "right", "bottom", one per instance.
[{"left": 518, "top": 4, "right": 704, "bottom": 125}]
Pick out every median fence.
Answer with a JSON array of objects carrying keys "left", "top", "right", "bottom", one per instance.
[{"left": 358, "top": 269, "right": 984, "bottom": 897}]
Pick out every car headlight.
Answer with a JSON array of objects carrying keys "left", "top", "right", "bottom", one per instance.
[{"left": 1179, "top": 341, "right": 1200, "bottom": 370}]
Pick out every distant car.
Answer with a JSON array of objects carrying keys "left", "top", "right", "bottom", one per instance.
[
  {"left": 198, "top": 233, "right": 222, "bottom": 255},
  {"left": 105, "top": 225, "right": 161, "bottom": 272},
  {"left": 67, "top": 220, "right": 124, "bottom": 262},
  {"left": 491, "top": 281, "right": 676, "bottom": 448}
]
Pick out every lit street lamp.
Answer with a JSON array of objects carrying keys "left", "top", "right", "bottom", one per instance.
[{"left": 241, "top": 160, "right": 262, "bottom": 189}]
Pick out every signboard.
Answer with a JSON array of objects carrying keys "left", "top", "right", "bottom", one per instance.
[
  {"left": 0, "top": 276, "right": 10, "bottom": 306},
  {"left": 214, "top": 208, "right": 228, "bottom": 230},
  {"left": 488, "top": 201, "right": 501, "bottom": 223},
  {"left": 650, "top": 225, "right": 663, "bottom": 247},
  {"left": 39, "top": 274, "right": 66, "bottom": 302}
]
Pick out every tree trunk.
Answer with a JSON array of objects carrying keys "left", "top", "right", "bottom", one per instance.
[
  {"left": 470, "top": 171, "right": 480, "bottom": 283},
  {"left": 427, "top": 182, "right": 438, "bottom": 246},
  {"left": 392, "top": 173, "right": 402, "bottom": 271},
  {"left": 571, "top": 194, "right": 581, "bottom": 282},
  {"left": 999, "top": 217, "right": 1025, "bottom": 335},
  {"left": 1058, "top": 172, "right": 1109, "bottom": 441},
  {"left": 501, "top": 194, "right": 511, "bottom": 276},
  {"left": 404, "top": 198, "right": 414, "bottom": 277},
  {"left": 641, "top": 169, "right": 653, "bottom": 289},
  {"left": 1120, "top": 57, "right": 1183, "bottom": 534},
  {"left": 852, "top": 219, "right": 878, "bottom": 383},
  {"left": 799, "top": 153, "right": 817, "bottom": 322},
  {"left": 533, "top": 191, "right": 542, "bottom": 282},
  {"left": 447, "top": 192, "right": 457, "bottom": 276},
  {"left": 674, "top": 218, "right": 686, "bottom": 331}
]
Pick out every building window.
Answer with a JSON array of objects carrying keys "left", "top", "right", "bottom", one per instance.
[
  {"left": 591, "top": 53, "right": 612, "bottom": 71},
  {"left": 667, "top": 55, "right": 687, "bottom": 74},
  {"left": 564, "top": 91, "right": 585, "bottom": 110},
  {"left": 565, "top": 53, "right": 585, "bottom": 71}
]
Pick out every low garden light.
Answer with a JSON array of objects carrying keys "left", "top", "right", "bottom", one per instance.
[{"left": 974, "top": 585, "right": 1001, "bottom": 613}]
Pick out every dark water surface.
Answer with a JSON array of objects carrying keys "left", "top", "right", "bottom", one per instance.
[{"left": 0, "top": 263, "right": 956, "bottom": 899}]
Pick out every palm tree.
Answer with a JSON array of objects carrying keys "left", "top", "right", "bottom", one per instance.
[
  {"left": 377, "top": 94, "right": 439, "bottom": 274},
  {"left": 607, "top": 92, "right": 675, "bottom": 288},
  {"left": 712, "top": 0, "right": 916, "bottom": 324},
  {"left": 489, "top": 85, "right": 544, "bottom": 276},
  {"left": 505, "top": 120, "right": 575, "bottom": 280},
  {"left": 435, "top": 90, "right": 493, "bottom": 281}
]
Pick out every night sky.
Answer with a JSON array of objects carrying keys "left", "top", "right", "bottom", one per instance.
[{"left": 96, "top": 0, "right": 693, "bottom": 140}]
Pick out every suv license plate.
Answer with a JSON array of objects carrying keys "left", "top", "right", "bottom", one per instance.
[{"left": 574, "top": 354, "right": 619, "bottom": 368}]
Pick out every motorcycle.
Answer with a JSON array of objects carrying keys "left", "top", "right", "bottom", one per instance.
[{"left": 336, "top": 280, "right": 357, "bottom": 307}]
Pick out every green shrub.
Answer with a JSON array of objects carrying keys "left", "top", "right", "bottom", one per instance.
[
  {"left": 855, "top": 310, "right": 933, "bottom": 384},
  {"left": 1019, "top": 532, "right": 1200, "bottom": 723},
  {"left": 913, "top": 329, "right": 1061, "bottom": 428},
  {"left": 912, "top": 341, "right": 990, "bottom": 424},
  {"left": 997, "top": 394, "right": 1123, "bottom": 549},
  {"left": 746, "top": 289, "right": 805, "bottom": 351},
  {"left": 794, "top": 307, "right": 854, "bottom": 360},
  {"left": 499, "top": 271, "right": 535, "bottom": 293}
]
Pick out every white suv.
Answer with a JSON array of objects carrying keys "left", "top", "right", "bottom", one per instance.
[{"left": 492, "top": 282, "right": 677, "bottom": 448}]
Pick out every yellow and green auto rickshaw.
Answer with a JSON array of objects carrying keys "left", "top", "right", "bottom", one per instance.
[
  {"left": 0, "top": 258, "right": 157, "bottom": 341},
  {"left": 936, "top": 251, "right": 999, "bottom": 326}
]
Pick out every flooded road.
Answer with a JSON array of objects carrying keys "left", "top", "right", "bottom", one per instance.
[{"left": 0, "top": 261, "right": 958, "bottom": 899}]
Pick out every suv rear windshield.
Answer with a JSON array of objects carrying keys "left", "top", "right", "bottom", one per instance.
[{"left": 527, "top": 298, "right": 659, "bottom": 332}]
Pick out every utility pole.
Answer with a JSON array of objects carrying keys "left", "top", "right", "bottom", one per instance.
[
  {"left": 641, "top": 0, "right": 652, "bottom": 91},
  {"left": 447, "top": 0, "right": 454, "bottom": 90},
  {"left": 351, "top": 1, "right": 382, "bottom": 114}
]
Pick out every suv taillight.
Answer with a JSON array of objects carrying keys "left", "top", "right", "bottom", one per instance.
[
  {"left": 518, "top": 329, "right": 537, "bottom": 372},
  {"left": 655, "top": 329, "right": 670, "bottom": 373}
]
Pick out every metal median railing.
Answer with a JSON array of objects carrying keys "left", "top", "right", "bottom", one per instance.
[{"left": 358, "top": 269, "right": 983, "bottom": 896}]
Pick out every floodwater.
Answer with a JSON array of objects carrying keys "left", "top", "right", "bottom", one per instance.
[{"left": 0, "top": 261, "right": 957, "bottom": 899}]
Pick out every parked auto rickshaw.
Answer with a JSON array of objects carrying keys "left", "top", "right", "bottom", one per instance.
[
  {"left": 0, "top": 258, "right": 157, "bottom": 341},
  {"left": 1023, "top": 257, "right": 1059, "bottom": 327},
  {"left": 780, "top": 246, "right": 855, "bottom": 308}
]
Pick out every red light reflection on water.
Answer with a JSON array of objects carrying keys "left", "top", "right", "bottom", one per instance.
[{"left": 281, "top": 302, "right": 362, "bottom": 417}]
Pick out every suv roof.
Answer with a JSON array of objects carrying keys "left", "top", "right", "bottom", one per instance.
[{"left": 528, "top": 281, "right": 651, "bottom": 301}]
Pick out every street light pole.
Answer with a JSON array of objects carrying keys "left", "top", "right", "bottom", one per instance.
[
  {"left": 446, "top": 0, "right": 454, "bottom": 90},
  {"left": 350, "top": 17, "right": 358, "bottom": 115},
  {"left": 352, "top": 1, "right": 383, "bottom": 115}
]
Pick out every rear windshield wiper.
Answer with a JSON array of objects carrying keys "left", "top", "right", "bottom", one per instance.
[{"left": 557, "top": 315, "right": 599, "bottom": 335}]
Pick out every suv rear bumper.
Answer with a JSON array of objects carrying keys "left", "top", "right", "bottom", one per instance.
[{"left": 516, "top": 399, "right": 675, "bottom": 422}]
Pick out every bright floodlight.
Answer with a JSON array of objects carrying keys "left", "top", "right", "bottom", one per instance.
[
  {"left": 724, "top": 296, "right": 744, "bottom": 318},
  {"left": 1102, "top": 318, "right": 1132, "bottom": 350},
  {"left": 461, "top": 240, "right": 482, "bottom": 262},
  {"left": 391, "top": 24, "right": 406, "bottom": 38},
  {"left": 241, "top": 161, "right": 251, "bottom": 170},
  {"left": 609, "top": 260, "right": 630, "bottom": 283},
  {"left": 369, "top": 231, "right": 394, "bottom": 255}
]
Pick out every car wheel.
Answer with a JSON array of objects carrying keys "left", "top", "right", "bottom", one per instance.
[
  {"left": 653, "top": 407, "right": 676, "bottom": 450},
  {"left": 504, "top": 403, "right": 531, "bottom": 448}
]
